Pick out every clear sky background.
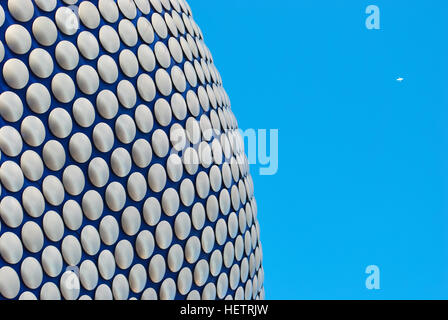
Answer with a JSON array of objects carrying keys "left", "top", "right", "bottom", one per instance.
[{"left": 188, "top": 0, "right": 448, "bottom": 299}]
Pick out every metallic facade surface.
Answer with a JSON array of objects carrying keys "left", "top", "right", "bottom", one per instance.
[{"left": 0, "top": 0, "right": 263, "bottom": 300}]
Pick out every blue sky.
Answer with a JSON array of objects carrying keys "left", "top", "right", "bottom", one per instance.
[{"left": 189, "top": 0, "right": 448, "bottom": 299}]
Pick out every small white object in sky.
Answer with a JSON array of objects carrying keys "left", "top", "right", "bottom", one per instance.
[{"left": 396, "top": 77, "right": 404, "bottom": 82}]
